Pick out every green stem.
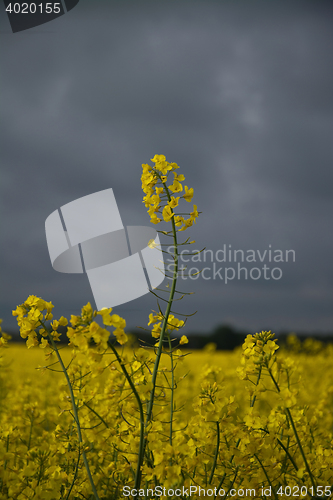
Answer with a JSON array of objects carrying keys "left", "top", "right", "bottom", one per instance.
[
  {"left": 250, "top": 365, "right": 262, "bottom": 407},
  {"left": 266, "top": 366, "right": 280, "bottom": 394},
  {"left": 254, "top": 454, "right": 278, "bottom": 500},
  {"left": 46, "top": 332, "right": 100, "bottom": 500},
  {"left": 1, "top": 435, "right": 9, "bottom": 492},
  {"left": 213, "top": 438, "right": 241, "bottom": 500},
  {"left": 144, "top": 174, "right": 179, "bottom": 421},
  {"left": 27, "top": 412, "right": 34, "bottom": 451},
  {"left": 144, "top": 214, "right": 178, "bottom": 427},
  {"left": 65, "top": 448, "right": 81, "bottom": 500},
  {"left": 208, "top": 421, "right": 220, "bottom": 484},
  {"left": 83, "top": 402, "right": 109, "bottom": 429},
  {"left": 167, "top": 332, "right": 175, "bottom": 446},
  {"left": 285, "top": 408, "right": 316, "bottom": 489},
  {"left": 107, "top": 341, "right": 145, "bottom": 495},
  {"left": 132, "top": 174, "right": 179, "bottom": 494},
  {"left": 267, "top": 366, "right": 316, "bottom": 489},
  {"left": 224, "top": 468, "right": 239, "bottom": 498},
  {"left": 276, "top": 437, "right": 298, "bottom": 471}
]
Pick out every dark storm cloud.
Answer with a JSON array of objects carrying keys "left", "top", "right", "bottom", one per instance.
[{"left": 1, "top": 0, "right": 332, "bottom": 334}]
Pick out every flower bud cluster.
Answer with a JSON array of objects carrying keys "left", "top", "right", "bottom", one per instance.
[
  {"left": 237, "top": 331, "right": 279, "bottom": 380},
  {"left": 148, "top": 312, "right": 185, "bottom": 339},
  {"left": 68, "top": 303, "right": 128, "bottom": 351},
  {"left": 13, "top": 296, "right": 128, "bottom": 352},
  {"left": 141, "top": 154, "right": 198, "bottom": 230},
  {"left": 12, "top": 295, "right": 58, "bottom": 348}
]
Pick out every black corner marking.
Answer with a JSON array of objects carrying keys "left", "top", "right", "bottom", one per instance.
[
  {"left": 64, "top": 0, "right": 79, "bottom": 12},
  {"left": 3, "top": 0, "right": 80, "bottom": 33}
]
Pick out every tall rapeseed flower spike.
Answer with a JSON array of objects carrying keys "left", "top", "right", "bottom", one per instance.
[{"left": 141, "top": 154, "right": 199, "bottom": 232}]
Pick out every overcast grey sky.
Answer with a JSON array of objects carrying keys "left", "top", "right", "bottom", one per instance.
[{"left": 1, "top": 0, "right": 332, "bottom": 336}]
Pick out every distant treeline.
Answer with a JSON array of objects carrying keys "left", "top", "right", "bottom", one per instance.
[{"left": 5, "top": 324, "right": 333, "bottom": 351}]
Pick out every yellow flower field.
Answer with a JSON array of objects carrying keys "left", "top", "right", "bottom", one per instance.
[
  {"left": 1, "top": 156, "right": 332, "bottom": 499},
  {"left": 1, "top": 336, "right": 333, "bottom": 499}
]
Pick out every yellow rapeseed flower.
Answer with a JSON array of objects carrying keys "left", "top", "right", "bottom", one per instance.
[
  {"left": 168, "top": 179, "right": 183, "bottom": 193},
  {"left": 162, "top": 205, "right": 174, "bottom": 222},
  {"left": 183, "top": 185, "right": 194, "bottom": 202}
]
